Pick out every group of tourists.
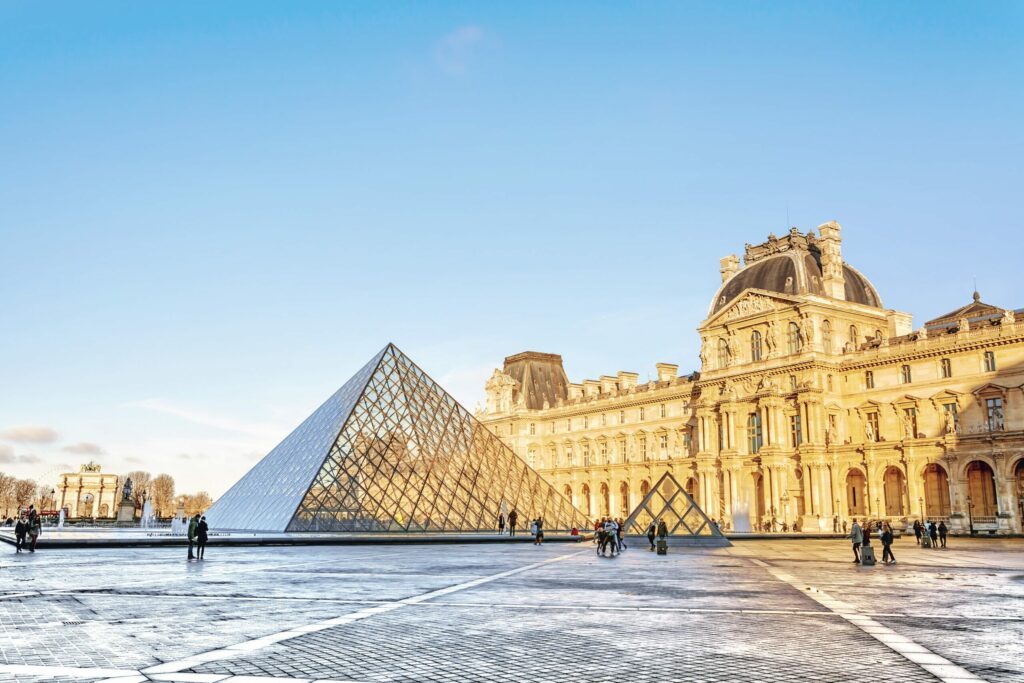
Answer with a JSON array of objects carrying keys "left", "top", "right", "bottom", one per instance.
[
  {"left": 186, "top": 513, "right": 209, "bottom": 560},
  {"left": 497, "top": 509, "right": 519, "bottom": 536},
  {"left": 912, "top": 519, "right": 948, "bottom": 548},
  {"left": 848, "top": 517, "right": 951, "bottom": 565},
  {"left": 12, "top": 505, "right": 42, "bottom": 553},
  {"left": 593, "top": 517, "right": 626, "bottom": 556}
]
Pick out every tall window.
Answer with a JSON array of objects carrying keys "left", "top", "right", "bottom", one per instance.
[
  {"left": 565, "top": 446, "right": 574, "bottom": 467},
  {"left": 660, "top": 403, "right": 667, "bottom": 419},
  {"left": 566, "top": 419, "right": 571, "bottom": 432},
  {"left": 849, "top": 325, "right": 858, "bottom": 347},
  {"left": 788, "top": 322, "right": 802, "bottom": 354},
  {"left": 865, "top": 370, "right": 874, "bottom": 389},
  {"left": 789, "top": 375, "right": 798, "bottom": 391},
  {"left": 617, "top": 439, "right": 626, "bottom": 463},
  {"left": 751, "top": 330, "right": 763, "bottom": 361},
  {"left": 582, "top": 442, "right": 591, "bottom": 466},
  {"left": 986, "top": 397, "right": 1004, "bottom": 431},
  {"left": 827, "top": 374, "right": 833, "bottom": 391},
  {"left": 789, "top": 414, "right": 803, "bottom": 447},
  {"left": 601, "top": 413, "right": 607, "bottom": 426},
  {"left": 900, "top": 364, "right": 912, "bottom": 384},
  {"left": 822, "top": 320, "right": 833, "bottom": 354},
  {"left": 583, "top": 416, "right": 588, "bottom": 429},
  {"left": 639, "top": 437, "right": 648, "bottom": 461},
  {"left": 941, "top": 358, "right": 952, "bottom": 378},
  {"left": 984, "top": 351, "right": 997, "bottom": 372},
  {"left": 747, "top": 412, "right": 763, "bottom": 454},
  {"left": 527, "top": 448, "right": 537, "bottom": 468},
  {"left": 529, "top": 423, "right": 536, "bottom": 436},
  {"left": 866, "top": 412, "right": 880, "bottom": 442},
  {"left": 599, "top": 441, "right": 608, "bottom": 464},
  {"left": 639, "top": 407, "right": 645, "bottom": 421},
  {"left": 619, "top": 410, "right": 625, "bottom": 424},
  {"left": 718, "top": 338, "right": 730, "bottom": 368},
  {"left": 660, "top": 434, "right": 668, "bottom": 453},
  {"left": 943, "top": 402, "right": 959, "bottom": 432}
]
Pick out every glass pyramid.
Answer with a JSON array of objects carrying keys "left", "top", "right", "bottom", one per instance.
[
  {"left": 206, "top": 344, "right": 590, "bottom": 533},
  {"left": 623, "top": 471, "right": 727, "bottom": 539}
]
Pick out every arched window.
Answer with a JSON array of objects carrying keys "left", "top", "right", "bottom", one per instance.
[
  {"left": 750, "top": 330, "right": 763, "bottom": 361},
  {"left": 849, "top": 325, "right": 858, "bottom": 347},
  {"left": 787, "top": 322, "right": 802, "bottom": 354},
  {"left": 747, "top": 412, "right": 763, "bottom": 454},
  {"left": 822, "top": 320, "right": 832, "bottom": 354},
  {"left": 717, "top": 338, "right": 729, "bottom": 368}
]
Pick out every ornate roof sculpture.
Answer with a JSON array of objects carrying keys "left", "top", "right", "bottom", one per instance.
[
  {"left": 206, "top": 343, "right": 589, "bottom": 533},
  {"left": 709, "top": 224, "right": 882, "bottom": 316}
]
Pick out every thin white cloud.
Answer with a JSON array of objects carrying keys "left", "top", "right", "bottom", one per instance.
[
  {"left": 124, "top": 398, "right": 283, "bottom": 440},
  {"left": 0, "top": 445, "right": 43, "bottom": 465},
  {"left": 62, "top": 441, "right": 105, "bottom": 455},
  {"left": 434, "top": 25, "right": 486, "bottom": 75},
  {"left": 1, "top": 425, "right": 59, "bottom": 444}
]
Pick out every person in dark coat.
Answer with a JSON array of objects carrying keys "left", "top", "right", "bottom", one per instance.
[
  {"left": 646, "top": 520, "right": 657, "bottom": 551},
  {"left": 657, "top": 519, "right": 668, "bottom": 540},
  {"left": 14, "top": 516, "right": 26, "bottom": 553},
  {"left": 196, "top": 516, "right": 209, "bottom": 560},
  {"left": 928, "top": 521, "right": 938, "bottom": 549},
  {"left": 913, "top": 520, "right": 922, "bottom": 545},
  {"left": 497, "top": 512, "right": 505, "bottom": 535},
  {"left": 28, "top": 513, "right": 41, "bottom": 553},
  {"left": 880, "top": 523, "right": 897, "bottom": 564},
  {"left": 187, "top": 514, "right": 199, "bottom": 560},
  {"left": 938, "top": 521, "right": 948, "bottom": 548},
  {"left": 507, "top": 509, "right": 518, "bottom": 537}
]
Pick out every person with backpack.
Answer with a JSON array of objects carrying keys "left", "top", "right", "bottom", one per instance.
[
  {"left": 507, "top": 509, "right": 518, "bottom": 537},
  {"left": 928, "top": 520, "right": 939, "bottom": 549},
  {"left": 938, "top": 521, "right": 948, "bottom": 548},
  {"left": 646, "top": 520, "right": 657, "bottom": 551}
]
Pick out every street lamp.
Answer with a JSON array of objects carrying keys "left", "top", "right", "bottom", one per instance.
[
  {"left": 966, "top": 495, "right": 975, "bottom": 535},
  {"left": 49, "top": 489, "right": 55, "bottom": 512},
  {"left": 918, "top": 496, "right": 924, "bottom": 521}
]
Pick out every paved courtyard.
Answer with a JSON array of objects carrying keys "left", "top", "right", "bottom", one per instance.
[{"left": 1, "top": 537, "right": 1022, "bottom": 683}]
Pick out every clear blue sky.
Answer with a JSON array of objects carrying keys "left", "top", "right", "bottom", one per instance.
[{"left": 2, "top": 2, "right": 1021, "bottom": 497}]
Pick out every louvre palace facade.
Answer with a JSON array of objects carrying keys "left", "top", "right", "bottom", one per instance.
[{"left": 478, "top": 222, "right": 1024, "bottom": 534}]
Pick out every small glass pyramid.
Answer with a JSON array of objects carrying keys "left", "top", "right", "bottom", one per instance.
[
  {"left": 206, "top": 344, "right": 589, "bottom": 533},
  {"left": 623, "top": 471, "right": 727, "bottom": 539}
]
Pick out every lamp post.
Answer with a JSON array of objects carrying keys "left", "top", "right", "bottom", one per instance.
[
  {"left": 49, "top": 488, "right": 55, "bottom": 513},
  {"left": 918, "top": 496, "right": 924, "bottom": 521},
  {"left": 967, "top": 495, "right": 975, "bottom": 535},
  {"left": 780, "top": 493, "right": 789, "bottom": 530}
]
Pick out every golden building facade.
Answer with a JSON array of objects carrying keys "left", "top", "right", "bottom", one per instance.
[
  {"left": 57, "top": 462, "right": 120, "bottom": 519},
  {"left": 479, "top": 222, "right": 1024, "bottom": 534}
]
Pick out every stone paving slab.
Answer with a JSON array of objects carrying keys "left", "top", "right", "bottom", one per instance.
[{"left": 3, "top": 539, "right": 1023, "bottom": 682}]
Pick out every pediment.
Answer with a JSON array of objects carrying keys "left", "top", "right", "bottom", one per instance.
[
  {"left": 702, "top": 289, "right": 799, "bottom": 327},
  {"left": 972, "top": 383, "right": 1008, "bottom": 398}
]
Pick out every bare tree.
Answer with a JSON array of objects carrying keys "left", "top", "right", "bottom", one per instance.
[
  {"left": 14, "top": 478, "right": 37, "bottom": 512},
  {"left": 183, "top": 491, "right": 212, "bottom": 516},
  {"left": 35, "top": 483, "right": 53, "bottom": 510},
  {"left": 151, "top": 474, "right": 175, "bottom": 517},
  {"left": 124, "top": 470, "right": 152, "bottom": 508},
  {"left": 0, "top": 473, "right": 15, "bottom": 518}
]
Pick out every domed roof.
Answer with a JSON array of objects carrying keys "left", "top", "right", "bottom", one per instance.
[{"left": 709, "top": 251, "right": 882, "bottom": 316}]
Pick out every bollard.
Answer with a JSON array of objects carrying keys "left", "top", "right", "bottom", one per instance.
[
  {"left": 656, "top": 539, "right": 668, "bottom": 556},
  {"left": 860, "top": 544, "right": 876, "bottom": 566}
]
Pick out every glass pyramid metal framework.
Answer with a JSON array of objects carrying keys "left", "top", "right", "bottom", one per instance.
[
  {"left": 623, "top": 471, "right": 727, "bottom": 539},
  {"left": 206, "top": 344, "right": 590, "bottom": 533}
]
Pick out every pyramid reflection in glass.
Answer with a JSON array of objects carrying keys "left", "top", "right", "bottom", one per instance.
[
  {"left": 623, "top": 471, "right": 727, "bottom": 539},
  {"left": 206, "top": 344, "right": 589, "bottom": 533}
]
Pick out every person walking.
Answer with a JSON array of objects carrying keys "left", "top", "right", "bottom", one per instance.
[
  {"left": 880, "top": 523, "right": 897, "bottom": 564},
  {"left": 27, "top": 512, "right": 41, "bottom": 553},
  {"left": 646, "top": 520, "right": 657, "bottom": 551},
  {"left": 196, "top": 516, "right": 209, "bottom": 560},
  {"left": 833, "top": 515, "right": 839, "bottom": 533},
  {"left": 657, "top": 519, "right": 668, "bottom": 540},
  {"left": 928, "top": 520, "right": 938, "bottom": 549},
  {"left": 14, "top": 515, "right": 26, "bottom": 553},
  {"left": 497, "top": 512, "right": 506, "bottom": 536},
  {"left": 508, "top": 509, "right": 518, "bottom": 537},
  {"left": 616, "top": 518, "right": 626, "bottom": 552},
  {"left": 187, "top": 514, "right": 199, "bottom": 560},
  {"left": 849, "top": 519, "right": 863, "bottom": 563},
  {"left": 913, "top": 520, "right": 922, "bottom": 545},
  {"left": 535, "top": 517, "right": 545, "bottom": 545},
  {"left": 938, "top": 521, "right": 948, "bottom": 548}
]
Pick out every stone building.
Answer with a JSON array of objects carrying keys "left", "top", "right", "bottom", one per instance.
[
  {"left": 57, "top": 462, "right": 120, "bottom": 519},
  {"left": 478, "top": 222, "right": 1024, "bottom": 534}
]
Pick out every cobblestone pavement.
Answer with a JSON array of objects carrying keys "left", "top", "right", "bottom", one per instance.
[{"left": 0, "top": 537, "right": 1021, "bottom": 682}]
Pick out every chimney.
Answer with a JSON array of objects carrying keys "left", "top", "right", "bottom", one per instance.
[
  {"left": 817, "top": 221, "right": 846, "bottom": 300},
  {"left": 655, "top": 363, "right": 678, "bottom": 383},
  {"left": 720, "top": 254, "right": 740, "bottom": 283}
]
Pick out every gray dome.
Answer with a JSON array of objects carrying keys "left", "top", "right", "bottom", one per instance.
[{"left": 710, "top": 252, "right": 882, "bottom": 315}]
